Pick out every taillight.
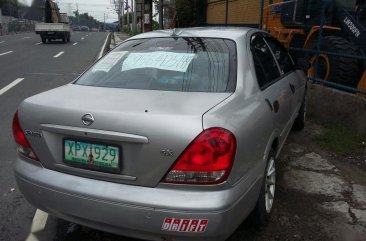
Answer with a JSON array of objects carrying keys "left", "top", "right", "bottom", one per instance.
[
  {"left": 163, "top": 128, "right": 236, "bottom": 185},
  {"left": 12, "top": 112, "right": 38, "bottom": 161}
]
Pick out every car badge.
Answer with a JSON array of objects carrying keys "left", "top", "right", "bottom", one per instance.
[
  {"left": 81, "top": 113, "right": 94, "bottom": 126},
  {"left": 161, "top": 149, "right": 174, "bottom": 157}
]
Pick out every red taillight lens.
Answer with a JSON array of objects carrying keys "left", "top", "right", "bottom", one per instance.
[
  {"left": 12, "top": 112, "right": 38, "bottom": 161},
  {"left": 163, "top": 128, "right": 236, "bottom": 185}
]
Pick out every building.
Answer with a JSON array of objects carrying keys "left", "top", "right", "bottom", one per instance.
[{"left": 206, "top": 0, "right": 282, "bottom": 27}]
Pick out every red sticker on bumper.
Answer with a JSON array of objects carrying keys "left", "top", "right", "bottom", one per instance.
[{"left": 161, "top": 218, "right": 208, "bottom": 233}]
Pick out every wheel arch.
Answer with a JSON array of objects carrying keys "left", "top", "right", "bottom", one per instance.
[
  {"left": 271, "top": 137, "right": 279, "bottom": 156},
  {"left": 263, "top": 130, "right": 280, "bottom": 167},
  {"left": 303, "top": 26, "right": 342, "bottom": 49}
]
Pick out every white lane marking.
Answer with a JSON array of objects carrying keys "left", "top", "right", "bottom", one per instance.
[
  {"left": 31, "top": 209, "right": 49, "bottom": 232},
  {"left": 25, "top": 209, "right": 49, "bottom": 241},
  {"left": 73, "top": 42, "right": 78, "bottom": 46},
  {"left": 0, "top": 51, "right": 13, "bottom": 56},
  {"left": 0, "top": 41, "right": 5, "bottom": 44},
  {"left": 25, "top": 234, "right": 38, "bottom": 241},
  {"left": 98, "top": 33, "right": 111, "bottom": 59},
  {"left": 0, "top": 78, "right": 24, "bottom": 96},
  {"left": 27, "top": 72, "right": 63, "bottom": 76},
  {"left": 35, "top": 42, "right": 42, "bottom": 45},
  {"left": 81, "top": 37, "right": 85, "bottom": 40},
  {"left": 53, "top": 51, "right": 64, "bottom": 58}
]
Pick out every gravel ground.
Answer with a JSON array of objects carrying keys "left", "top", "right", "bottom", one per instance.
[{"left": 26, "top": 121, "right": 366, "bottom": 241}]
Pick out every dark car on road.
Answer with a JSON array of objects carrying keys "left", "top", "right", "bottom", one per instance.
[{"left": 80, "top": 26, "right": 90, "bottom": 32}]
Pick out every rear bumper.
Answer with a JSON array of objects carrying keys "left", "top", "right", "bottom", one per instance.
[
  {"left": 36, "top": 31, "right": 68, "bottom": 38},
  {"left": 14, "top": 157, "right": 262, "bottom": 241}
]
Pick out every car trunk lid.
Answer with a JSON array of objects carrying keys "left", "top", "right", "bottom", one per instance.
[{"left": 19, "top": 84, "right": 232, "bottom": 187}]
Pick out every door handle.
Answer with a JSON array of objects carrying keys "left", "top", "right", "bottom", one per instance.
[
  {"left": 289, "top": 83, "right": 295, "bottom": 94},
  {"left": 273, "top": 100, "right": 280, "bottom": 113}
]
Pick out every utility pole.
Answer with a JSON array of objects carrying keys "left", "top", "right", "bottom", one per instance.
[
  {"left": 121, "top": 0, "right": 124, "bottom": 32},
  {"left": 159, "top": 0, "right": 163, "bottom": 29},
  {"left": 7, "top": 0, "right": 11, "bottom": 17},
  {"left": 76, "top": 3, "right": 80, "bottom": 25},
  {"left": 126, "top": 1, "right": 130, "bottom": 32},
  {"left": 113, "top": 0, "right": 124, "bottom": 32},
  {"left": 104, "top": 13, "right": 106, "bottom": 31},
  {"left": 259, "top": 0, "right": 265, "bottom": 29},
  {"left": 132, "top": 0, "right": 137, "bottom": 34}
]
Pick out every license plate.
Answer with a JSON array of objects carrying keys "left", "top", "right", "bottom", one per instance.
[{"left": 63, "top": 139, "right": 120, "bottom": 172}]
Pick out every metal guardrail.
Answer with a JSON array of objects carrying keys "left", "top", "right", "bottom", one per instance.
[
  {"left": 309, "top": 77, "right": 366, "bottom": 95},
  {"left": 0, "top": 23, "right": 35, "bottom": 35},
  {"left": 307, "top": 0, "right": 365, "bottom": 95},
  {"left": 206, "top": 0, "right": 366, "bottom": 96},
  {"left": 261, "top": 0, "right": 366, "bottom": 96},
  {"left": 290, "top": 47, "right": 366, "bottom": 61}
]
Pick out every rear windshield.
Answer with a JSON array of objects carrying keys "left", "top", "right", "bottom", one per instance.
[{"left": 75, "top": 37, "right": 237, "bottom": 92}]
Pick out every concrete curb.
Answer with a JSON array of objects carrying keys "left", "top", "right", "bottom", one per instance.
[
  {"left": 308, "top": 83, "right": 366, "bottom": 134},
  {"left": 110, "top": 32, "right": 130, "bottom": 50},
  {"left": 98, "top": 32, "right": 112, "bottom": 60}
]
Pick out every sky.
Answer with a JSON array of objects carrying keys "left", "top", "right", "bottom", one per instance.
[{"left": 21, "top": 0, "right": 123, "bottom": 22}]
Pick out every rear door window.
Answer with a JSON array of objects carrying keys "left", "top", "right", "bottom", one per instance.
[
  {"left": 76, "top": 37, "right": 237, "bottom": 93},
  {"left": 264, "top": 37, "right": 295, "bottom": 75},
  {"left": 251, "top": 35, "right": 281, "bottom": 88}
]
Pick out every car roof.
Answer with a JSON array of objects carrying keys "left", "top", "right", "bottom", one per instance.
[{"left": 129, "top": 27, "right": 256, "bottom": 42}]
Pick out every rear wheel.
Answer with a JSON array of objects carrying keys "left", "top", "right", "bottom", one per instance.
[
  {"left": 62, "top": 34, "right": 67, "bottom": 43},
  {"left": 252, "top": 149, "right": 276, "bottom": 226},
  {"left": 67, "top": 33, "right": 70, "bottom": 42},
  {"left": 308, "top": 36, "right": 361, "bottom": 87},
  {"left": 41, "top": 37, "right": 46, "bottom": 44}
]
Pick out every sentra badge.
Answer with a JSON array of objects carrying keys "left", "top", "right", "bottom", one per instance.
[
  {"left": 161, "top": 218, "right": 208, "bottom": 233},
  {"left": 24, "top": 130, "right": 43, "bottom": 138}
]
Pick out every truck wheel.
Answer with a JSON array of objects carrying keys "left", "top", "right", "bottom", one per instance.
[
  {"left": 62, "top": 34, "right": 67, "bottom": 43},
  {"left": 67, "top": 33, "right": 70, "bottom": 42},
  {"left": 251, "top": 149, "right": 276, "bottom": 226},
  {"left": 308, "top": 36, "right": 361, "bottom": 87},
  {"left": 41, "top": 38, "right": 46, "bottom": 44}
]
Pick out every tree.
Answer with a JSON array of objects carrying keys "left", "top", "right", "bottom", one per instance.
[
  {"left": 122, "top": 11, "right": 135, "bottom": 24},
  {"left": 69, "top": 11, "right": 102, "bottom": 28},
  {"left": 175, "top": 0, "right": 206, "bottom": 28},
  {"left": 0, "top": 0, "right": 19, "bottom": 17}
]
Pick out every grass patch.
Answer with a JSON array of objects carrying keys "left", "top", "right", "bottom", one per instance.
[{"left": 315, "top": 122, "right": 365, "bottom": 155}]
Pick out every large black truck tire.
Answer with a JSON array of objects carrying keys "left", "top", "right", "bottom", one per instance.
[
  {"left": 309, "top": 36, "right": 361, "bottom": 87},
  {"left": 62, "top": 33, "right": 68, "bottom": 43}
]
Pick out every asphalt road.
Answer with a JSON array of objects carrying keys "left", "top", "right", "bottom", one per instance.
[{"left": 0, "top": 31, "right": 109, "bottom": 241}]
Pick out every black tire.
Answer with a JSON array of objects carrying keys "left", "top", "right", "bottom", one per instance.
[
  {"left": 62, "top": 34, "right": 67, "bottom": 43},
  {"left": 67, "top": 33, "right": 70, "bottom": 42},
  {"left": 309, "top": 36, "right": 361, "bottom": 87},
  {"left": 293, "top": 96, "right": 306, "bottom": 131},
  {"left": 251, "top": 149, "right": 276, "bottom": 226},
  {"left": 41, "top": 37, "right": 46, "bottom": 44}
]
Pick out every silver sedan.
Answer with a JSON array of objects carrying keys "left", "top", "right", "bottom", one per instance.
[{"left": 13, "top": 27, "right": 306, "bottom": 241}]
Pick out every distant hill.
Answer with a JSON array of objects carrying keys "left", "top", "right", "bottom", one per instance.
[{"left": 0, "top": 0, "right": 45, "bottom": 20}]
